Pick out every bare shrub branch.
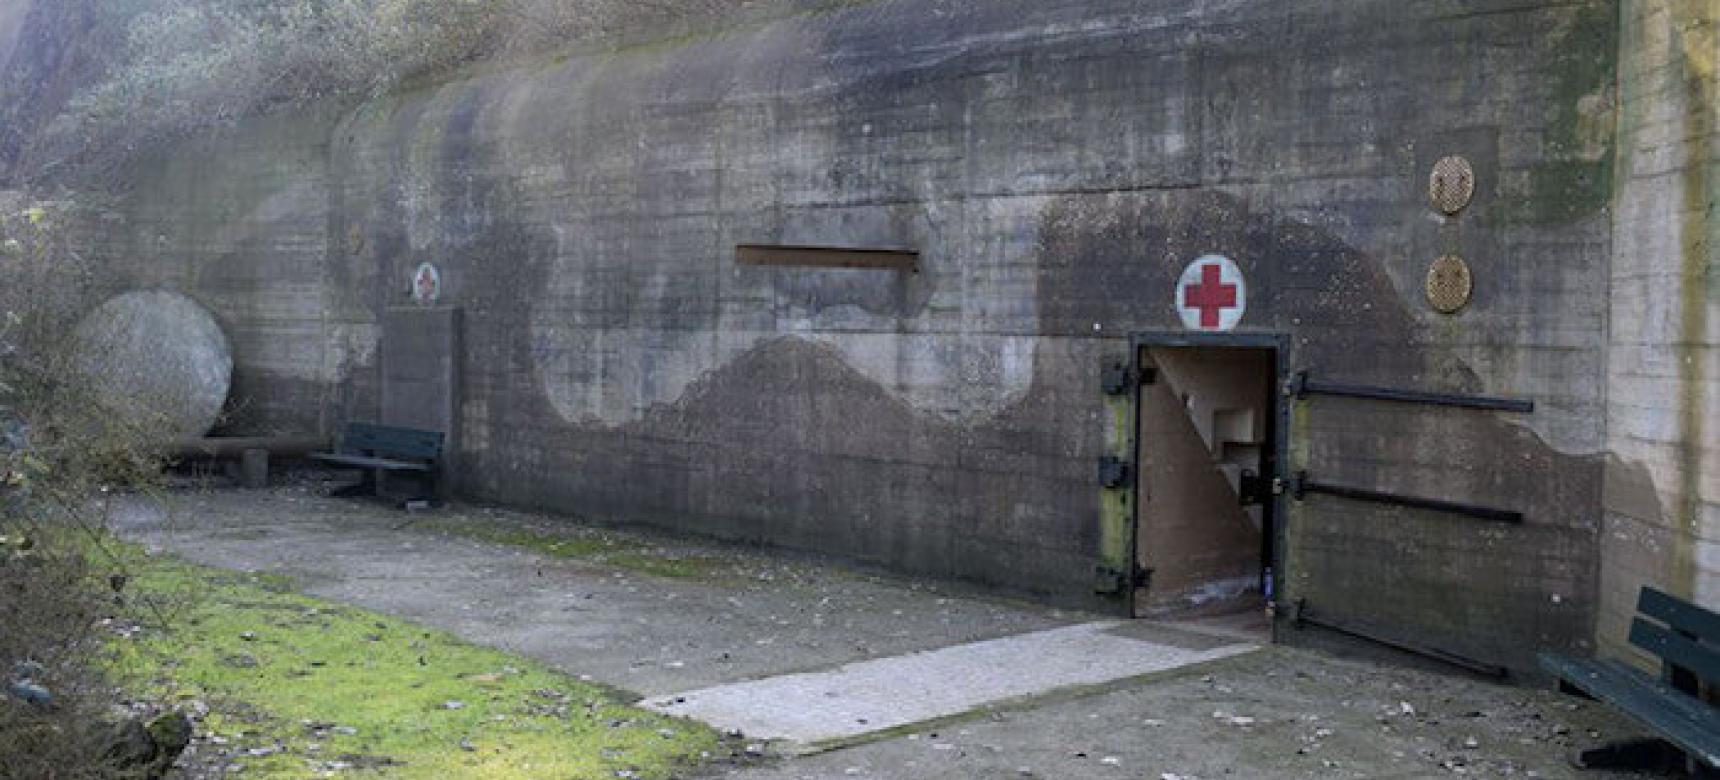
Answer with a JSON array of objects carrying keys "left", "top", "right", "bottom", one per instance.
[{"left": 0, "top": 194, "right": 178, "bottom": 780}]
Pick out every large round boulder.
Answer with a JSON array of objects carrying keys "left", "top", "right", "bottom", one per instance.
[{"left": 72, "top": 291, "right": 232, "bottom": 440}]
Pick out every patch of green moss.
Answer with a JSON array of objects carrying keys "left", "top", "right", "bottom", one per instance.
[
  {"left": 422, "top": 519, "right": 738, "bottom": 584},
  {"left": 1095, "top": 387, "right": 1135, "bottom": 598},
  {"left": 426, "top": 520, "right": 627, "bottom": 558},
  {"left": 1513, "top": 158, "right": 1613, "bottom": 224},
  {"left": 104, "top": 548, "right": 721, "bottom": 779},
  {"left": 1498, "top": 0, "right": 1620, "bottom": 225},
  {"left": 1279, "top": 401, "right": 1314, "bottom": 604},
  {"left": 603, "top": 551, "right": 731, "bottom": 582}
]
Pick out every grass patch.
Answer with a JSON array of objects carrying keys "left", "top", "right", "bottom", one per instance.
[
  {"left": 421, "top": 518, "right": 736, "bottom": 583},
  {"left": 105, "top": 547, "right": 722, "bottom": 779}
]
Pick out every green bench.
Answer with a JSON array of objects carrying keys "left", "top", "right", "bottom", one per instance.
[
  {"left": 1540, "top": 586, "right": 1720, "bottom": 773},
  {"left": 310, "top": 422, "right": 443, "bottom": 504}
]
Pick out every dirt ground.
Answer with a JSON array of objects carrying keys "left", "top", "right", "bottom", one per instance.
[
  {"left": 112, "top": 481, "right": 1665, "bottom": 780},
  {"left": 719, "top": 648, "right": 1647, "bottom": 780}
]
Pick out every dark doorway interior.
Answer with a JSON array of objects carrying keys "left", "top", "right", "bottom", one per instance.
[{"left": 1132, "top": 344, "right": 1279, "bottom": 635}]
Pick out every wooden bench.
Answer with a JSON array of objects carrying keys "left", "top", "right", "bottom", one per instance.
[
  {"left": 310, "top": 422, "right": 443, "bottom": 504},
  {"left": 1540, "top": 586, "right": 1720, "bottom": 774}
]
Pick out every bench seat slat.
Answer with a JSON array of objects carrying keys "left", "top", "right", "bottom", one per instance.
[
  {"left": 310, "top": 452, "right": 433, "bottom": 472},
  {"left": 340, "top": 422, "right": 443, "bottom": 461},
  {"left": 1543, "top": 655, "right": 1720, "bottom": 728},
  {"left": 341, "top": 439, "right": 441, "bottom": 460},
  {"left": 1640, "top": 587, "right": 1720, "bottom": 643},
  {"left": 1539, "top": 654, "right": 1720, "bottom": 767}
]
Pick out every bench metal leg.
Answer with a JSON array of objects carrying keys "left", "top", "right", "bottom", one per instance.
[
  {"left": 328, "top": 467, "right": 437, "bottom": 509},
  {"left": 378, "top": 470, "right": 439, "bottom": 506},
  {"left": 331, "top": 469, "right": 377, "bottom": 498},
  {"left": 1573, "top": 737, "right": 1683, "bottom": 772},
  {"left": 400, "top": 473, "right": 438, "bottom": 508}
]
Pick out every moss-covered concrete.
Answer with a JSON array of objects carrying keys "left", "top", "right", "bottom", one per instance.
[{"left": 108, "top": 545, "right": 722, "bottom": 779}]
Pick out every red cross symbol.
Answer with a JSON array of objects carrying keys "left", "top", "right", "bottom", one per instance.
[{"left": 1184, "top": 263, "right": 1239, "bottom": 329}]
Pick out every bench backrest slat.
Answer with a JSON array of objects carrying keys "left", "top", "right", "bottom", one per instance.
[
  {"left": 1631, "top": 616, "right": 1720, "bottom": 684},
  {"left": 340, "top": 422, "right": 443, "bottom": 461},
  {"left": 1639, "top": 587, "right": 1720, "bottom": 643}
]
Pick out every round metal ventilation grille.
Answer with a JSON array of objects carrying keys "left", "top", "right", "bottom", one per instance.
[
  {"left": 1426, "top": 254, "right": 1474, "bottom": 314},
  {"left": 1429, "top": 156, "right": 1476, "bottom": 215}
]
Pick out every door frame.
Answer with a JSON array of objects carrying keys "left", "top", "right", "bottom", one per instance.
[{"left": 1128, "top": 330, "right": 1292, "bottom": 637}]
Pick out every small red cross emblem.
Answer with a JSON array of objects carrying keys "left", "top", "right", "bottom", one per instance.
[{"left": 1184, "top": 263, "right": 1239, "bottom": 329}]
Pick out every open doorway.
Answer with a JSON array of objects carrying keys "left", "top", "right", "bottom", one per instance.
[{"left": 1131, "top": 335, "right": 1285, "bottom": 641}]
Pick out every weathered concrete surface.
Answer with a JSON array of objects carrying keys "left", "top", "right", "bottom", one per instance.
[
  {"left": 115, "top": 488, "right": 1653, "bottom": 780},
  {"left": 70, "top": 0, "right": 1625, "bottom": 673},
  {"left": 1600, "top": 0, "right": 1720, "bottom": 664},
  {"left": 72, "top": 290, "right": 232, "bottom": 439}
]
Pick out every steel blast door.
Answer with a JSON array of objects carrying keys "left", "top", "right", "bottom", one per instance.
[{"left": 1133, "top": 343, "right": 1279, "bottom": 618}]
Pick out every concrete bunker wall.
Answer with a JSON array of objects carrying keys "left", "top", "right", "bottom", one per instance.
[
  {"left": 88, "top": 0, "right": 1622, "bottom": 672},
  {"left": 1601, "top": 0, "right": 1720, "bottom": 664}
]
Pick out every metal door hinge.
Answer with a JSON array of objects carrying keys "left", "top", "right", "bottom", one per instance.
[
  {"left": 1097, "top": 456, "right": 1133, "bottom": 489},
  {"left": 1102, "top": 361, "right": 1157, "bottom": 395},
  {"left": 1238, "top": 470, "right": 1269, "bottom": 506},
  {"left": 1094, "top": 564, "right": 1153, "bottom": 595},
  {"left": 1101, "top": 361, "right": 1133, "bottom": 395}
]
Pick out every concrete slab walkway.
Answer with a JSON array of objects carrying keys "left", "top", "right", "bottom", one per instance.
[{"left": 646, "top": 621, "right": 1254, "bottom": 748}]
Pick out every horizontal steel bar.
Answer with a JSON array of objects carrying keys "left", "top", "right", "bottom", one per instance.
[
  {"left": 1291, "top": 472, "right": 1524, "bottom": 524},
  {"left": 1292, "top": 600, "right": 1510, "bottom": 679},
  {"left": 1289, "top": 371, "right": 1534, "bottom": 413}
]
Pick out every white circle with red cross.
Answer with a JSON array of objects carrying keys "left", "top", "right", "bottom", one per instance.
[{"left": 1176, "top": 254, "right": 1247, "bottom": 332}]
